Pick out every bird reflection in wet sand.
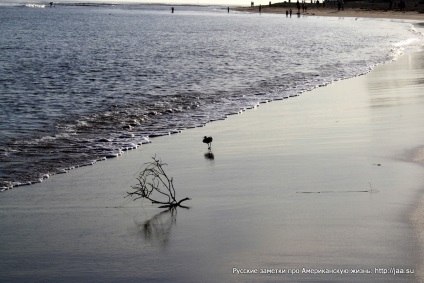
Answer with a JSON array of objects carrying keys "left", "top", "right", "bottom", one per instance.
[
  {"left": 204, "top": 151, "right": 214, "bottom": 160},
  {"left": 136, "top": 208, "right": 177, "bottom": 248}
]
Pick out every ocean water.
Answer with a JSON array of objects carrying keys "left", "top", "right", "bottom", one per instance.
[{"left": 0, "top": 4, "right": 423, "bottom": 190}]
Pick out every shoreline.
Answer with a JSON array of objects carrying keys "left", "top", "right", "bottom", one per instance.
[
  {"left": 1, "top": 17, "right": 424, "bottom": 283},
  {"left": 234, "top": 5, "right": 424, "bottom": 20}
]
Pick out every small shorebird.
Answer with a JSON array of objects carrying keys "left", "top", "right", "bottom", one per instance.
[{"left": 203, "top": 136, "right": 213, "bottom": 150}]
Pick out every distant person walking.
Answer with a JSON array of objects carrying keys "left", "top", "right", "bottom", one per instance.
[{"left": 171, "top": 7, "right": 174, "bottom": 13}]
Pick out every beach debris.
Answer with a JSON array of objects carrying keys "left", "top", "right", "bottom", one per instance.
[
  {"left": 203, "top": 136, "right": 213, "bottom": 150},
  {"left": 297, "top": 183, "right": 379, "bottom": 194},
  {"left": 297, "top": 190, "right": 376, "bottom": 194},
  {"left": 127, "top": 156, "right": 190, "bottom": 209}
]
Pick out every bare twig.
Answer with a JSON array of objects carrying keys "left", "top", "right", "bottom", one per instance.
[{"left": 127, "top": 156, "right": 190, "bottom": 208}]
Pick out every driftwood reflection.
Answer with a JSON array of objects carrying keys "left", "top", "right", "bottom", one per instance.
[{"left": 136, "top": 208, "right": 177, "bottom": 247}]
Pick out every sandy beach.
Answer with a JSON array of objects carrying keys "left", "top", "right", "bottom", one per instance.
[{"left": 1, "top": 14, "right": 424, "bottom": 283}]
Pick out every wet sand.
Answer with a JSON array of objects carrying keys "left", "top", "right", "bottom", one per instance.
[{"left": 1, "top": 38, "right": 424, "bottom": 283}]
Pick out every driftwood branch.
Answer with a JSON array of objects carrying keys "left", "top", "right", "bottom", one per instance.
[{"left": 127, "top": 156, "right": 191, "bottom": 208}]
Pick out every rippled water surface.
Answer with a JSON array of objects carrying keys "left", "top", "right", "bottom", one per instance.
[{"left": 0, "top": 4, "right": 422, "bottom": 189}]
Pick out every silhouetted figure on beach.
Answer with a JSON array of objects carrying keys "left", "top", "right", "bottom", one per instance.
[
  {"left": 228, "top": 7, "right": 230, "bottom": 13},
  {"left": 259, "top": 4, "right": 262, "bottom": 13},
  {"left": 289, "top": 8, "right": 292, "bottom": 17},
  {"left": 203, "top": 136, "right": 213, "bottom": 150},
  {"left": 286, "top": 9, "right": 289, "bottom": 17},
  {"left": 296, "top": 0, "right": 301, "bottom": 13},
  {"left": 171, "top": 7, "right": 174, "bottom": 13}
]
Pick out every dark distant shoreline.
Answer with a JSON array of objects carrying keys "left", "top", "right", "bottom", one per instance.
[{"left": 234, "top": 0, "right": 424, "bottom": 20}]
